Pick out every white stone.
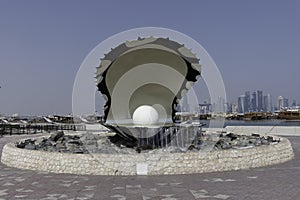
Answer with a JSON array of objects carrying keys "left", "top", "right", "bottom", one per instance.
[{"left": 136, "top": 163, "right": 148, "bottom": 175}]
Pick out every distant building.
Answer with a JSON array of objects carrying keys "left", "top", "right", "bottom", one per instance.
[
  {"left": 267, "top": 94, "right": 273, "bottom": 112},
  {"left": 257, "top": 90, "right": 263, "bottom": 112},
  {"left": 292, "top": 100, "right": 297, "bottom": 107},
  {"left": 238, "top": 95, "right": 245, "bottom": 113},
  {"left": 227, "top": 103, "right": 238, "bottom": 114},
  {"left": 251, "top": 91, "right": 257, "bottom": 112},
  {"left": 217, "top": 96, "right": 226, "bottom": 113},
  {"left": 278, "top": 96, "right": 289, "bottom": 110},
  {"left": 198, "top": 101, "right": 211, "bottom": 114},
  {"left": 278, "top": 96, "right": 284, "bottom": 110},
  {"left": 284, "top": 98, "right": 289, "bottom": 108},
  {"left": 232, "top": 103, "right": 238, "bottom": 113},
  {"left": 233, "top": 90, "right": 298, "bottom": 114},
  {"left": 244, "top": 91, "right": 251, "bottom": 113},
  {"left": 263, "top": 94, "right": 273, "bottom": 112},
  {"left": 225, "top": 103, "right": 231, "bottom": 113}
]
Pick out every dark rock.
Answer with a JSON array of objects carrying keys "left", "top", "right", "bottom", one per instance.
[
  {"left": 24, "top": 143, "right": 36, "bottom": 150},
  {"left": 254, "top": 139, "right": 262, "bottom": 146},
  {"left": 226, "top": 133, "right": 238, "bottom": 140},
  {"left": 215, "top": 139, "right": 232, "bottom": 149},
  {"left": 64, "top": 135, "right": 80, "bottom": 140},
  {"left": 59, "top": 149, "right": 70, "bottom": 153},
  {"left": 16, "top": 142, "right": 26, "bottom": 148},
  {"left": 251, "top": 133, "right": 260, "bottom": 137},
  {"left": 25, "top": 139, "right": 35, "bottom": 143},
  {"left": 15, "top": 130, "right": 281, "bottom": 154},
  {"left": 248, "top": 138, "right": 257, "bottom": 144},
  {"left": 16, "top": 139, "right": 35, "bottom": 149},
  {"left": 267, "top": 136, "right": 275, "bottom": 143},
  {"left": 56, "top": 137, "right": 64, "bottom": 144},
  {"left": 135, "top": 147, "right": 141, "bottom": 153},
  {"left": 72, "top": 150, "right": 85, "bottom": 154},
  {"left": 261, "top": 137, "right": 269, "bottom": 145},
  {"left": 41, "top": 138, "right": 52, "bottom": 146},
  {"left": 49, "top": 131, "right": 64, "bottom": 142},
  {"left": 109, "top": 134, "right": 137, "bottom": 148},
  {"left": 36, "top": 138, "right": 53, "bottom": 150},
  {"left": 188, "top": 144, "right": 196, "bottom": 151},
  {"left": 66, "top": 140, "right": 82, "bottom": 146}
]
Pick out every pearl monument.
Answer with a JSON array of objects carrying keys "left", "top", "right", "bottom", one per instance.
[{"left": 133, "top": 105, "right": 159, "bottom": 126}]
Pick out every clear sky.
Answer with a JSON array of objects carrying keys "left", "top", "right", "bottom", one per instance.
[{"left": 0, "top": 0, "right": 299, "bottom": 115}]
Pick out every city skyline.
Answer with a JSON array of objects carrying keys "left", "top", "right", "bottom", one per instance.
[
  {"left": 0, "top": 1, "right": 299, "bottom": 115},
  {"left": 197, "top": 89, "right": 299, "bottom": 115},
  {"left": 233, "top": 90, "right": 294, "bottom": 113}
]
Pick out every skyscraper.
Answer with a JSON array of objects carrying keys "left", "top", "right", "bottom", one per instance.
[
  {"left": 217, "top": 96, "right": 226, "bottom": 113},
  {"left": 284, "top": 98, "right": 289, "bottom": 108},
  {"left": 263, "top": 94, "right": 273, "bottom": 112},
  {"left": 244, "top": 91, "right": 251, "bottom": 113},
  {"left": 238, "top": 95, "right": 245, "bottom": 113},
  {"left": 251, "top": 91, "right": 257, "bottom": 112},
  {"left": 257, "top": 90, "right": 263, "bottom": 112},
  {"left": 278, "top": 96, "right": 289, "bottom": 110},
  {"left": 278, "top": 96, "right": 284, "bottom": 110}
]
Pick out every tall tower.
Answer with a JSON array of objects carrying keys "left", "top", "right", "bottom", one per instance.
[
  {"left": 284, "top": 98, "right": 289, "bottom": 108},
  {"left": 251, "top": 91, "right": 257, "bottom": 112},
  {"left": 278, "top": 96, "right": 284, "bottom": 110},
  {"left": 257, "top": 90, "right": 263, "bottom": 112},
  {"left": 278, "top": 96, "right": 289, "bottom": 110},
  {"left": 266, "top": 94, "right": 273, "bottom": 112},
  {"left": 244, "top": 91, "right": 251, "bottom": 113},
  {"left": 238, "top": 95, "right": 245, "bottom": 114}
]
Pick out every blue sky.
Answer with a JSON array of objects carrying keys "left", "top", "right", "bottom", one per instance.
[{"left": 0, "top": 0, "right": 299, "bottom": 115}]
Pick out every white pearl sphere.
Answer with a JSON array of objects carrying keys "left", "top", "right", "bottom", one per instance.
[{"left": 133, "top": 105, "right": 159, "bottom": 126}]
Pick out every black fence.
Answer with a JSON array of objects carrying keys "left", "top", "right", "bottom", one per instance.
[{"left": 0, "top": 124, "right": 86, "bottom": 136}]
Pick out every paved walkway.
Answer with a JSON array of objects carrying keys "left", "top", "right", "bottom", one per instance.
[{"left": 0, "top": 134, "right": 299, "bottom": 200}]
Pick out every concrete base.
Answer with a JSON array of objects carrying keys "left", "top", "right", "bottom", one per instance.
[{"left": 0, "top": 135, "right": 294, "bottom": 176}]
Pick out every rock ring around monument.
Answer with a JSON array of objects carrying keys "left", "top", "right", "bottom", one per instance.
[{"left": 0, "top": 133, "right": 294, "bottom": 175}]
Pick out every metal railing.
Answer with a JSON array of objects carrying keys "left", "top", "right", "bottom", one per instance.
[{"left": 0, "top": 123, "right": 86, "bottom": 136}]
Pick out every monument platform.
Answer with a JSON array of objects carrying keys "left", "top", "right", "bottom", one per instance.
[{"left": 1, "top": 133, "right": 294, "bottom": 176}]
